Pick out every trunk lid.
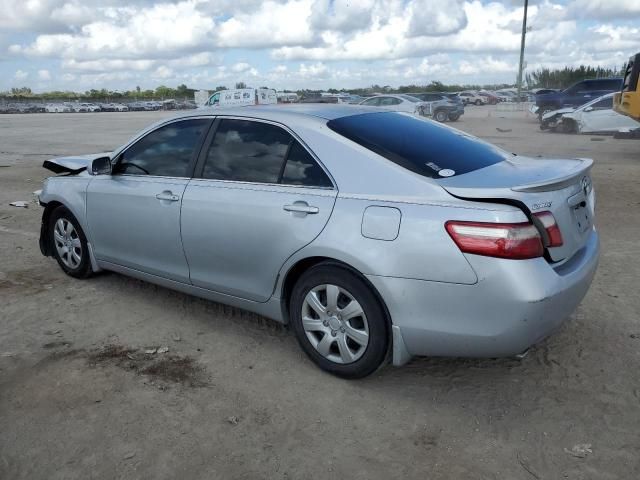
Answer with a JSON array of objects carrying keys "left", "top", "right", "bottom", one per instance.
[{"left": 439, "top": 156, "right": 595, "bottom": 262}]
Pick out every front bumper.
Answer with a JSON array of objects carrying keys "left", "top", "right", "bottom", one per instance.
[{"left": 368, "top": 229, "right": 599, "bottom": 363}]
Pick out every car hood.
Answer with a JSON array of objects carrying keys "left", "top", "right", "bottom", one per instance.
[
  {"left": 43, "top": 152, "right": 112, "bottom": 175},
  {"left": 542, "top": 107, "right": 574, "bottom": 120}
]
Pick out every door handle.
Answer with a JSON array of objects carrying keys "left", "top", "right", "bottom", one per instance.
[
  {"left": 283, "top": 202, "right": 319, "bottom": 214},
  {"left": 156, "top": 191, "right": 180, "bottom": 202}
]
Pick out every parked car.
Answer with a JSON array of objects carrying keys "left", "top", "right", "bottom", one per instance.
[
  {"left": 478, "top": 91, "right": 500, "bottom": 105},
  {"left": 541, "top": 93, "right": 640, "bottom": 134},
  {"left": 45, "top": 103, "right": 72, "bottom": 113},
  {"left": 533, "top": 78, "right": 623, "bottom": 118},
  {"left": 458, "top": 91, "right": 487, "bottom": 106},
  {"left": 299, "top": 96, "right": 338, "bottom": 104},
  {"left": 408, "top": 92, "right": 464, "bottom": 121},
  {"left": 359, "top": 94, "right": 431, "bottom": 117},
  {"left": 38, "top": 105, "right": 599, "bottom": 378}
]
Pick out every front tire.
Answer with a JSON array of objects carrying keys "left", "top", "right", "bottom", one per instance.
[
  {"left": 448, "top": 113, "right": 460, "bottom": 122},
  {"left": 290, "top": 264, "right": 389, "bottom": 379},
  {"left": 475, "top": 99, "right": 482, "bottom": 106},
  {"left": 49, "top": 206, "right": 93, "bottom": 279}
]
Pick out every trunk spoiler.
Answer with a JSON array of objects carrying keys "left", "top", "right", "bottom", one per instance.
[{"left": 439, "top": 157, "right": 593, "bottom": 198}]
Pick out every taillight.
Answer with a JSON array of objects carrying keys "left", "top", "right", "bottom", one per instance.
[
  {"left": 445, "top": 221, "right": 544, "bottom": 259},
  {"left": 533, "top": 211, "right": 563, "bottom": 247}
]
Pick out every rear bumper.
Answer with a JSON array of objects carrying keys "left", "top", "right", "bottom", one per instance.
[{"left": 368, "top": 229, "right": 599, "bottom": 363}]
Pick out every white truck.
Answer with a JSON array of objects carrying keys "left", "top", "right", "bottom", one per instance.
[{"left": 201, "top": 88, "right": 277, "bottom": 108}]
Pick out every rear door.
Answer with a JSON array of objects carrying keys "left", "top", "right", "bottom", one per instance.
[{"left": 181, "top": 117, "right": 337, "bottom": 302}]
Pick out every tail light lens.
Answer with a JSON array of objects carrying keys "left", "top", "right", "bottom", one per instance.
[
  {"left": 445, "top": 221, "right": 544, "bottom": 259},
  {"left": 533, "top": 211, "right": 563, "bottom": 247}
]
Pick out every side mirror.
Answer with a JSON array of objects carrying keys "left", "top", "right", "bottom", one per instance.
[
  {"left": 90, "top": 156, "right": 112, "bottom": 175},
  {"left": 584, "top": 106, "right": 594, "bottom": 112}
]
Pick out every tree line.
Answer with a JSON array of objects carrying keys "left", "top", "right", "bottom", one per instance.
[
  {"left": 2, "top": 64, "right": 627, "bottom": 100},
  {"left": 525, "top": 65, "right": 625, "bottom": 89}
]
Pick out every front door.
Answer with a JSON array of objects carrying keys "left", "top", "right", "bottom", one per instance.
[
  {"left": 86, "top": 118, "right": 211, "bottom": 282},
  {"left": 181, "top": 117, "right": 337, "bottom": 302}
]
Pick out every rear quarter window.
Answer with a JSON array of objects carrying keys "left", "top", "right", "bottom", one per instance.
[{"left": 327, "top": 112, "right": 506, "bottom": 179}]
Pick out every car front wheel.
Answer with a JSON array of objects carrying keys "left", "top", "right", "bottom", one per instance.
[
  {"left": 49, "top": 206, "right": 93, "bottom": 279},
  {"left": 290, "top": 264, "right": 389, "bottom": 378},
  {"left": 475, "top": 99, "right": 482, "bottom": 106}
]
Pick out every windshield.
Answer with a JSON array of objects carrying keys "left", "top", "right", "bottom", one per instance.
[{"left": 327, "top": 112, "right": 506, "bottom": 179}]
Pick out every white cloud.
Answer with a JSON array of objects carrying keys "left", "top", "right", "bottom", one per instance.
[
  {"left": 38, "top": 69, "right": 52, "bottom": 80},
  {"left": 2, "top": 0, "right": 639, "bottom": 92},
  {"left": 407, "top": 0, "right": 467, "bottom": 37},
  {"left": 566, "top": 0, "right": 640, "bottom": 20},
  {"left": 216, "top": 0, "right": 316, "bottom": 48},
  {"left": 14, "top": 69, "right": 28, "bottom": 80}
]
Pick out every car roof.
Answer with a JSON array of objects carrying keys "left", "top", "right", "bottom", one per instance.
[{"left": 171, "top": 104, "right": 388, "bottom": 122}]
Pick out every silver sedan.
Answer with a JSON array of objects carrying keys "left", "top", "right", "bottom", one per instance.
[{"left": 38, "top": 105, "right": 599, "bottom": 378}]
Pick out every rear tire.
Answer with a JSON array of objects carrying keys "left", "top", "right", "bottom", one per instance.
[
  {"left": 434, "top": 110, "right": 448, "bottom": 122},
  {"left": 289, "top": 264, "right": 389, "bottom": 379},
  {"left": 49, "top": 206, "right": 93, "bottom": 279}
]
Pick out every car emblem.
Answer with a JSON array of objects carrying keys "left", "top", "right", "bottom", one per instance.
[
  {"left": 438, "top": 169, "right": 455, "bottom": 177},
  {"left": 581, "top": 176, "right": 591, "bottom": 197}
]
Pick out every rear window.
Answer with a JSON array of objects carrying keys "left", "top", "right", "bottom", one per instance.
[{"left": 326, "top": 112, "right": 506, "bottom": 178}]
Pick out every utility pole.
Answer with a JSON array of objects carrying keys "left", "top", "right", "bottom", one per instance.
[{"left": 516, "top": 0, "right": 529, "bottom": 102}]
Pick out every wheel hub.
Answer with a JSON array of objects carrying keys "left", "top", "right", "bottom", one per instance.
[{"left": 328, "top": 315, "right": 342, "bottom": 331}]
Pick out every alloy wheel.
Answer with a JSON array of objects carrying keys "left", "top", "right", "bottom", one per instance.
[{"left": 53, "top": 218, "right": 82, "bottom": 269}]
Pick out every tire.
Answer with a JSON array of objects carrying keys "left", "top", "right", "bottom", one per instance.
[
  {"left": 289, "top": 264, "right": 389, "bottom": 379},
  {"left": 49, "top": 206, "right": 93, "bottom": 279},
  {"left": 448, "top": 114, "right": 460, "bottom": 122},
  {"left": 559, "top": 119, "right": 577, "bottom": 134},
  {"left": 475, "top": 99, "right": 482, "bottom": 106},
  {"left": 434, "top": 110, "right": 448, "bottom": 122}
]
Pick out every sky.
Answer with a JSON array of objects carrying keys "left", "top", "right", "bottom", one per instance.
[{"left": 1, "top": 0, "right": 639, "bottom": 93}]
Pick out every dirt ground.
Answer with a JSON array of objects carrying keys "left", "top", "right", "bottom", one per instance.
[{"left": 1, "top": 107, "right": 639, "bottom": 480}]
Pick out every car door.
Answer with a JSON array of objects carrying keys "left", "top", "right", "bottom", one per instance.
[
  {"left": 181, "top": 117, "right": 338, "bottom": 302},
  {"left": 86, "top": 117, "right": 212, "bottom": 283}
]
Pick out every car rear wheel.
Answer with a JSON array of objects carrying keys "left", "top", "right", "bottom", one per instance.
[
  {"left": 434, "top": 110, "right": 448, "bottom": 122},
  {"left": 49, "top": 206, "right": 93, "bottom": 279},
  {"left": 290, "top": 264, "right": 389, "bottom": 378}
]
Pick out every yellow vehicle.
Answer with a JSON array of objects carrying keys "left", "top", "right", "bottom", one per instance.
[{"left": 614, "top": 52, "right": 640, "bottom": 121}]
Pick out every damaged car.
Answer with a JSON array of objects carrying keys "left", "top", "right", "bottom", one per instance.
[
  {"left": 38, "top": 105, "right": 599, "bottom": 378},
  {"left": 540, "top": 93, "right": 640, "bottom": 134}
]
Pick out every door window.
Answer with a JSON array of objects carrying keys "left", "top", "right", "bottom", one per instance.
[
  {"left": 379, "top": 97, "right": 400, "bottom": 106},
  {"left": 361, "top": 98, "right": 380, "bottom": 106},
  {"left": 591, "top": 97, "right": 613, "bottom": 110},
  {"left": 114, "top": 119, "right": 209, "bottom": 177},
  {"left": 201, "top": 119, "right": 332, "bottom": 187},
  {"left": 281, "top": 141, "right": 332, "bottom": 187},
  {"left": 202, "top": 119, "right": 290, "bottom": 183}
]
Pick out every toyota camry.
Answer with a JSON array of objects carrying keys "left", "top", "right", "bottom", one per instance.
[{"left": 38, "top": 105, "right": 599, "bottom": 378}]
